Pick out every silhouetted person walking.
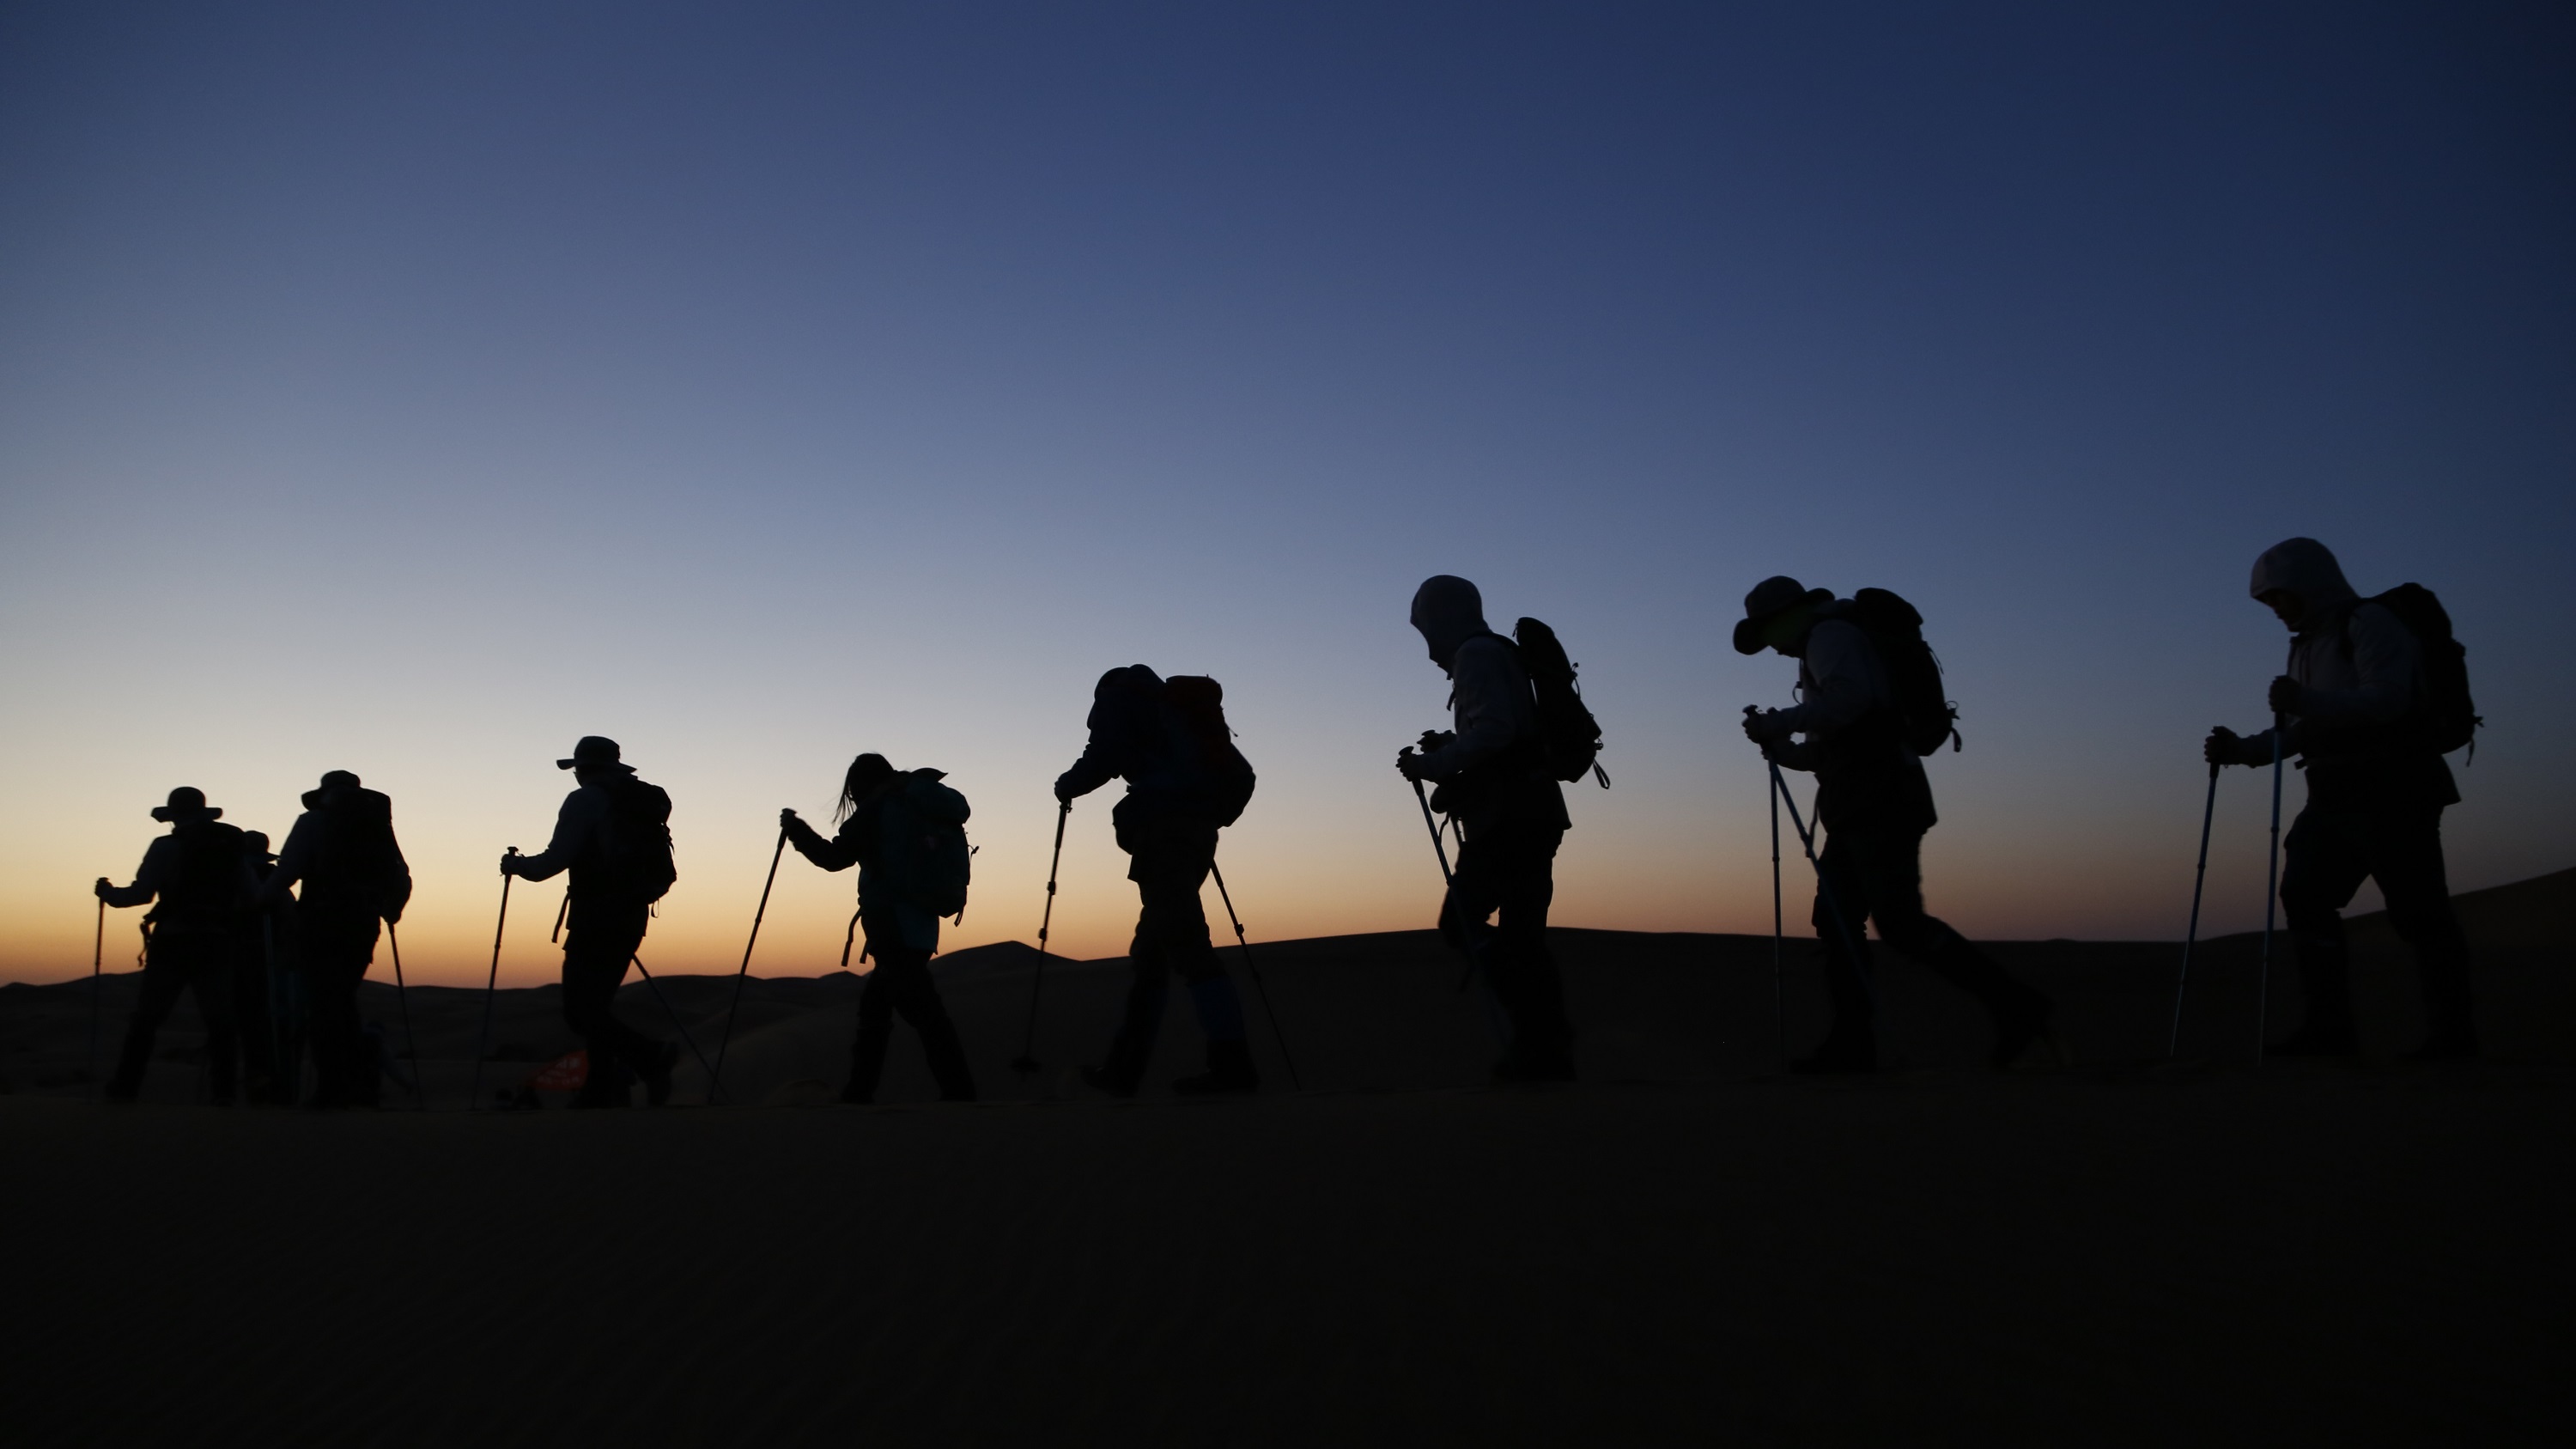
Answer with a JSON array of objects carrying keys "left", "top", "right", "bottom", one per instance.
[
  {"left": 1739, "top": 576, "right": 2050, "bottom": 1073},
  {"left": 1397, "top": 575, "right": 1577, "bottom": 1083},
  {"left": 96, "top": 788, "right": 258, "bottom": 1104},
  {"left": 262, "top": 772, "right": 410, "bottom": 1109},
  {"left": 229, "top": 830, "right": 288, "bottom": 1103},
  {"left": 502, "top": 736, "right": 679, "bottom": 1106},
  {"left": 1060, "top": 667, "right": 1260, "bottom": 1096},
  {"left": 2205, "top": 538, "right": 2480, "bottom": 1059},
  {"left": 781, "top": 753, "right": 979, "bottom": 1104}
]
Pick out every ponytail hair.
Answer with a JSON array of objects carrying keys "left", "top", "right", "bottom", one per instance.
[{"left": 834, "top": 752, "right": 898, "bottom": 823}]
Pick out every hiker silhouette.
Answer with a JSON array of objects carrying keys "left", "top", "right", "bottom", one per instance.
[
  {"left": 95, "top": 788, "right": 258, "bottom": 1104},
  {"left": 1738, "top": 576, "right": 2051, "bottom": 1073},
  {"left": 501, "top": 737, "right": 681, "bottom": 1106},
  {"left": 229, "top": 830, "right": 290, "bottom": 1104},
  {"left": 262, "top": 771, "right": 410, "bottom": 1109},
  {"left": 1058, "top": 665, "right": 1261, "bottom": 1095},
  {"left": 781, "top": 752, "right": 979, "bottom": 1104},
  {"left": 2204, "top": 538, "right": 2479, "bottom": 1059},
  {"left": 1397, "top": 575, "right": 1577, "bottom": 1084}
]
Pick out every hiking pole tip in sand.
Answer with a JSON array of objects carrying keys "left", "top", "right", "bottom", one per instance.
[
  {"left": 2168, "top": 761, "right": 2221, "bottom": 1060},
  {"left": 90, "top": 894, "right": 106, "bottom": 1098},
  {"left": 1012, "top": 801, "right": 1071, "bottom": 1075},
  {"left": 471, "top": 849, "right": 516, "bottom": 1112},
  {"left": 386, "top": 922, "right": 428, "bottom": 1110},
  {"left": 629, "top": 953, "right": 719, "bottom": 1102},
  {"left": 708, "top": 825, "right": 789, "bottom": 1106},
  {"left": 1210, "top": 860, "right": 1300, "bottom": 1092}
]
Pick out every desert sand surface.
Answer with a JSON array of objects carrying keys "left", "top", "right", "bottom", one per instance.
[{"left": 3, "top": 871, "right": 2570, "bottom": 1443}]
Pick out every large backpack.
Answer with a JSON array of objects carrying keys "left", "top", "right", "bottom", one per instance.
[
  {"left": 2354, "top": 583, "right": 2481, "bottom": 759},
  {"left": 1842, "top": 588, "right": 1961, "bottom": 756},
  {"left": 1163, "top": 675, "right": 1258, "bottom": 825},
  {"left": 305, "top": 789, "right": 410, "bottom": 918},
  {"left": 890, "top": 770, "right": 975, "bottom": 920},
  {"left": 598, "top": 776, "right": 678, "bottom": 904},
  {"left": 1510, "top": 618, "right": 1610, "bottom": 788}
]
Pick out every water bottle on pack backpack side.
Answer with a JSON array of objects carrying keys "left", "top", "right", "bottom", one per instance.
[
  {"left": 2349, "top": 583, "right": 2481, "bottom": 760},
  {"left": 1511, "top": 617, "right": 1610, "bottom": 788},
  {"left": 598, "top": 776, "right": 678, "bottom": 904},
  {"left": 1840, "top": 588, "right": 1962, "bottom": 757}
]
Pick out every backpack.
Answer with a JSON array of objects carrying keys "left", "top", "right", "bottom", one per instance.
[
  {"left": 305, "top": 789, "right": 409, "bottom": 917},
  {"left": 2354, "top": 583, "right": 2481, "bottom": 759},
  {"left": 1510, "top": 618, "right": 1610, "bottom": 788},
  {"left": 890, "top": 770, "right": 974, "bottom": 920},
  {"left": 1842, "top": 588, "right": 1961, "bottom": 756},
  {"left": 598, "top": 776, "right": 677, "bottom": 904},
  {"left": 1163, "top": 675, "right": 1258, "bottom": 825}
]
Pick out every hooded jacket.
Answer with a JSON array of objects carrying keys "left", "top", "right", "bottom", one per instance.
[
  {"left": 2245, "top": 538, "right": 2453, "bottom": 802},
  {"left": 1410, "top": 576, "right": 1568, "bottom": 830}
]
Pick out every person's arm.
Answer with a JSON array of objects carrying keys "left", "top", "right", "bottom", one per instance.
[
  {"left": 511, "top": 788, "right": 602, "bottom": 882},
  {"left": 96, "top": 838, "right": 167, "bottom": 908},
  {"left": 1773, "top": 622, "right": 1878, "bottom": 734},
  {"left": 1418, "top": 637, "right": 1523, "bottom": 782},
  {"left": 1055, "top": 706, "right": 1137, "bottom": 802},
  {"left": 783, "top": 811, "right": 863, "bottom": 872},
  {"left": 259, "top": 814, "right": 319, "bottom": 905},
  {"left": 2291, "top": 604, "right": 2419, "bottom": 726}
]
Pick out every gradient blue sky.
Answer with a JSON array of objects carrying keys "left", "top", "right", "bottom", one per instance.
[{"left": 4, "top": 2, "right": 2570, "bottom": 984}]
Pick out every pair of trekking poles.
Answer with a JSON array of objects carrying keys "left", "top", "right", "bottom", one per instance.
[
  {"left": 2170, "top": 715, "right": 2287, "bottom": 1064},
  {"left": 1005, "top": 801, "right": 1303, "bottom": 1091}
]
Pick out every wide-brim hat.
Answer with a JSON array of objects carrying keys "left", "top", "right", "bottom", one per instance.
[
  {"left": 1732, "top": 575, "right": 1834, "bottom": 654},
  {"left": 301, "top": 769, "right": 362, "bottom": 811},
  {"left": 558, "top": 735, "right": 635, "bottom": 773},
  {"left": 149, "top": 786, "right": 222, "bottom": 823}
]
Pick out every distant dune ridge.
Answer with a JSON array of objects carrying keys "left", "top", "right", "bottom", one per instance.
[{"left": 7, "top": 866, "right": 2568, "bottom": 1105}]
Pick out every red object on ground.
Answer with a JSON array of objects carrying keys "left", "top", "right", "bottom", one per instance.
[{"left": 528, "top": 1050, "right": 588, "bottom": 1092}]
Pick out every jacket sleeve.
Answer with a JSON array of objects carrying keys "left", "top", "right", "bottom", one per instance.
[
  {"left": 786, "top": 813, "right": 864, "bottom": 873},
  {"left": 2299, "top": 603, "right": 2419, "bottom": 727},
  {"left": 261, "top": 814, "right": 319, "bottom": 904},
  {"left": 1056, "top": 721, "right": 1129, "bottom": 801},
  {"left": 99, "top": 838, "right": 168, "bottom": 909},
  {"left": 513, "top": 788, "right": 603, "bottom": 883},
  {"left": 1774, "top": 622, "right": 1880, "bottom": 734},
  {"left": 1419, "top": 636, "right": 1524, "bottom": 782}
]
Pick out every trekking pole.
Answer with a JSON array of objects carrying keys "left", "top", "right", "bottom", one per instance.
[
  {"left": 2167, "top": 762, "right": 2221, "bottom": 1059},
  {"left": 2256, "top": 718, "right": 2284, "bottom": 1065},
  {"left": 1402, "top": 755, "right": 1453, "bottom": 886},
  {"left": 629, "top": 954, "right": 719, "bottom": 1087},
  {"left": 1012, "top": 801, "right": 1071, "bottom": 1075},
  {"left": 839, "top": 907, "right": 862, "bottom": 971},
  {"left": 708, "top": 826, "right": 788, "bottom": 1106},
  {"left": 89, "top": 897, "right": 105, "bottom": 1098},
  {"left": 386, "top": 922, "right": 428, "bottom": 1110},
  {"left": 1767, "top": 760, "right": 1873, "bottom": 1001},
  {"left": 552, "top": 891, "right": 569, "bottom": 943},
  {"left": 1769, "top": 755, "right": 1785, "bottom": 1063},
  {"left": 1209, "top": 861, "right": 1301, "bottom": 1092},
  {"left": 471, "top": 851, "right": 516, "bottom": 1111}
]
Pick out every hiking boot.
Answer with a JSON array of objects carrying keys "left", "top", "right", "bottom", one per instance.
[
  {"left": 2404, "top": 1032, "right": 2478, "bottom": 1063},
  {"left": 1174, "top": 1038, "right": 1259, "bottom": 1096},
  {"left": 1081, "top": 1065, "right": 1140, "bottom": 1099},
  {"left": 103, "top": 1082, "right": 138, "bottom": 1105},
  {"left": 1990, "top": 997, "right": 2055, "bottom": 1069},
  {"left": 838, "top": 1080, "right": 875, "bottom": 1105},
  {"left": 2269, "top": 1021, "right": 2360, "bottom": 1059},
  {"left": 641, "top": 1041, "right": 680, "bottom": 1107}
]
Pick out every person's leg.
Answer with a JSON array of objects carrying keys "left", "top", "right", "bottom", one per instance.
[
  {"left": 1486, "top": 824, "right": 1572, "bottom": 1080},
  {"left": 880, "top": 949, "right": 979, "bottom": 1101},
  {"left": 1797, "top": 832, "right": 1879, "bottom": 1072},
  {"left": 2368, "top": 803, "right": 2477, "bottom": 1057},
  {"left": 1851, "top": 826, "right": 2051, "bottom": 1067},
  {"left": 843, "top": 932, "right": 902, "bottom": 1103},
  {"left": 1088, "top": 839, "right": 1198, "bottom": 1094},
  {"left": 2276, "top": 801, "right": 2371, "bottom": 1055},
  {"left": 107, "top": 932, "right": 195, "bottom": 1100},
  {"left": 561, "top": 905, "right": 659, "bottom": 1105},
  {"left": 1444, "top": 819, "right": 1523, "bottom": 1058},
  {"left": 182, "top": 940, "right": 241, "bottom": 1105},
  {"left": 300, "top": 915, "right": 377, "bottom": 1107},
  {"left": 230, "top": 930, "right": 277, "bottom": 1101}
]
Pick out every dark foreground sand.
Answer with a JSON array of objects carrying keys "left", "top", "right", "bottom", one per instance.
[
  {"left": 5, "top": 1067, "right": 2572, "bottom": 1446},
  {"left": 4, "top": 870, "right": 2570, "bottom": 1444}
]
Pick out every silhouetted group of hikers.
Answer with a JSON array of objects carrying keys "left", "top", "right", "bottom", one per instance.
[{"left": 93, "top": 536, "right": 2485, "bottom": 1107}]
